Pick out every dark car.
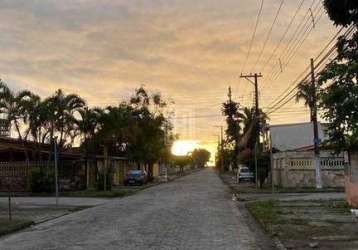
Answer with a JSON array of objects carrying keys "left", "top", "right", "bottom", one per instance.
[{"left": 124, "top": 170, "right": 148, "bottom": 186}]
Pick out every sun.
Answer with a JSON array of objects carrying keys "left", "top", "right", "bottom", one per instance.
[{"left": 171, "top": 140, "right": 199, "bottom": 156}]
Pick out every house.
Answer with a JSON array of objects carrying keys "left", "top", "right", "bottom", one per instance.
[
  {"left": 0, "top": 136, "right": 165, "bottom": 192},
  {"left": 0, "top": 136, "right": 132, "bottom": 192},
  {"left": 265, "top": 122, "right": 346, "bottom": 188}
]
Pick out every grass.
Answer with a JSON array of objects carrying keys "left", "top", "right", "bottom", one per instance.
[
  {"left": 61, "top": 189, "right": 136, "bottom": 198},
  {"left": 0, "top": 218, "right": 33, "bottom": 237},
  {"left": 246, "top": 199, "right": 353, "bottom": 241},
  {"left": 246, "top": 200, "right": 278, "bottom": 226}
]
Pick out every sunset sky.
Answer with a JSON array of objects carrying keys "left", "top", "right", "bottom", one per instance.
[{"left": 0, "top": 0, "right": 339, "bottom": 158}]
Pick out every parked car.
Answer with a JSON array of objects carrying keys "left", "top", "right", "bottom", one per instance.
[
  {"left": 124, "top": 170, "right": 148, "bottom": 186},
  {"left": 237, "top": 167, "right": 254, "bottom": 183}
]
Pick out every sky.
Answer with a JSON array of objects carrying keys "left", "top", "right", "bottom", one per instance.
[{"left": 0, "top": 0, "right": 339, "bottom": 159}]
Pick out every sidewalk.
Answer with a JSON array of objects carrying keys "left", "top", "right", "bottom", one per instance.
[{"left": 220, "top": 171, "right": 357, "bottom": 250}]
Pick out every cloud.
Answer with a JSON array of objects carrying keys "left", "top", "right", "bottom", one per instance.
[{"left": 0, "top": 0, "right": 338, "bottom": 146}]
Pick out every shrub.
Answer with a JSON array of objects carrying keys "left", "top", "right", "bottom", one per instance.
[
  {"left": 31, "top": 167, "right": 55, "bottom": 193},
  {"left": 96, "top": 171, "right": 113, "bottom": 191}
]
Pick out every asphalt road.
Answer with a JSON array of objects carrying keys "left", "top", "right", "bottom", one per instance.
[{"left": 0, "top": 169, "right": 271, "bottom": 250}]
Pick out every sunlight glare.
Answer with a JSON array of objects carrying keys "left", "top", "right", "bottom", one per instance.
[{"left": 171, "top": 140, "right": 199, "bottom": 156}]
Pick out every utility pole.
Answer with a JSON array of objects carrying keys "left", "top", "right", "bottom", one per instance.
[
  {"left": 220, "top": 126, "right": 224, "bottom": 172},
  {"left": 214, "top": 125, "right": 224, "bottom": 172},
  {"left": 240, "top": 73, "right": 263, "bottom": 188},
  {"left": 54, "top": 136, "right": 59, "bottom": 207},
  {"left": 163, "top": 121, "right": 169, "bottom": 181},
  {"left": 310, "top": 58, "right": 322, "bottom": 189}
]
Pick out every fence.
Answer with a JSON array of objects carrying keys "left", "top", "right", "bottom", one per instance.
[
  {"left": 0, "top": 162, "right": 32, "bottom": 191},
  {"left": 0, "top": 160, "right": 86, "bottom": 192},
  {"left": 272, "top": 151, "right": 346, "bottom": 188},
  {"left": 288, "top": 157, "right": 345, "bottom": 170}
]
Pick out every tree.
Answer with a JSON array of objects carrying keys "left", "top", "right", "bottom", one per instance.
[
  {"left": 240, "top": 107, "right": 268, "bottom": 150},
  {"left": 0, "top": 80, "right": 36, "bottom": 141},
  {"left": 0, "top": 80, "right": 40, "bottom": 164},
  {"left": 323, "top": 0, "right": 358, "bottom": 27},
  {"left": 76, "top": 107, "right": 102, "bottom": 188},
  {"left": 0, "top": 82, "right": 173, "bottom": 190},
  {"left": 127, "top": 87, "right": 169, "bottom": 178},
  {"left": 191, "top": 148, "right": 211, "bottom": 168},
  {"left": 319, "top": 1, "right": 358, "bottom": 151},
  {"left": 295, "top": 82, "right": 315, "bottom": 121},
  {"left": 171, "top": 154, "right": 191, "bottom": 174},
  {"left": 222, "top": 87, "right": 243, "bottom": 168},
  {"left": 42, "top": 89, "right": 85, "bottom": 147},
  {"left": 95, "top": 104, "right": 136, "bottom": 190}
]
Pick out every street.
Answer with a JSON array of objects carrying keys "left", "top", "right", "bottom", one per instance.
[{"left": 0, "top": 169, "right": 272, "bottom": 250}]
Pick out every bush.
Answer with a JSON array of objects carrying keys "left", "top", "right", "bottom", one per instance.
[
  {"left": 96, "top": 171, "right": 113, "bottom": 191},
  {"left": 31, "top": 167, "right": 55, "bottom": 193}
]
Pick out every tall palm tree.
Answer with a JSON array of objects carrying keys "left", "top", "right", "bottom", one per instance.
[
  {"left": 239, "top": 107, "right": 268, "bottom": 150},
  {"left": 42, "top": 89, "right": 85, "bottom": 147},
  {"left": 77, "top": 107, "right": 102, "bottom": 188},
  {"left": 0, "top": 80, "right": 40, "bottom": 164},
  {"left": 296, "top": 82, "right": 315, "bottom": 121},
  {"left": 0, "top": 80, "right": 35, "bottom": 140}
]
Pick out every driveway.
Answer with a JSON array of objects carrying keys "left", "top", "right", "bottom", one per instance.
[{"left": 0, "top": 168, "right": 273, "bottom": 250}]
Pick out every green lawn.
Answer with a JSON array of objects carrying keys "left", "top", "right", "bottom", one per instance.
[{"left": 0, "top": 218, "right": 33, "bottom": 237}]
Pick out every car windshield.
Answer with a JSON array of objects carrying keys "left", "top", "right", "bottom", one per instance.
[
  {"left": 128, "top": 170, "right": 142, "bottom": 176},
  {"left": 240, "top": 168, "right": 249, "bottom": 173}
]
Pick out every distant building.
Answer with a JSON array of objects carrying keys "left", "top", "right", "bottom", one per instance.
[{"left": 265, "top": 122, "right": 345, "bottom": 188}]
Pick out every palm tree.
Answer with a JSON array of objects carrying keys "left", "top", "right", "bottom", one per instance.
[
  {"left": 42, "top": 89, "right": 85, "bottom": 147},
  {"left": 0, "top": 80, "right": 40, "bottom": 164},
  {"left": 0, "top": 80, "right": 35, "bottom": 140},
  {"left": 94, "top": 104, "right": 137, "bottom": 190},
  {"left": 296, "top": 82, "right": 315, "bottom": 121},
  {"left": 77, "top": 107, "right": 102, "bottom": 188},
  {"left": 239, "top": 107, "right": 268, "bottom": 150}
]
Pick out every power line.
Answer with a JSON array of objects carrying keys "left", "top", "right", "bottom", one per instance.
[
  {"left": 260, "top": 0, "right": 307, "bottom": 73},
  {"left": 252, "top": 0, "right": 285, "bottom": 71},
  {"left": 240, "top": 0, "right": 265, "bottom": 73},
  {"left": 266, "top": 25, "right": 354, "bottom": 112},
  {"left": 270, "top": 5, "right": 326, "bottom": 80},
  {"left": 266, "top": 1, "right": 323, "bottom": 81}
]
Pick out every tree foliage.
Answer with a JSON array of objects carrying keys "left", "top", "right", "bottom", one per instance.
[
  {"left": 323, "top": 0, "right": 358, "bottom": 27},
  {"left": 319, "top": 1, "right": 358, "bottom": 151},
  {"left": 296, "top": 81, "right": 315, "bottom": 121},
  {"left": 0, "top": 81, "right": 173, "bottom": 165},
  {"left": 191, "top": 148, "right": 211, "bottom": 167}
]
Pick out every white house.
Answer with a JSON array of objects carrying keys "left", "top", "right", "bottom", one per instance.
[
  {"left": 269, "top": 122, "right": 328, "bottom": 151},
  {"left": 266, "top": 122, "right": 345, "bottom": 188}
]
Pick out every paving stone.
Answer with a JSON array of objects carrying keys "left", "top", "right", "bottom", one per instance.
[{"left": 0, "top": 169, "right": 267, "bottom": 250}]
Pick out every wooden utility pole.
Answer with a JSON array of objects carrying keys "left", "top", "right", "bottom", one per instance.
[
  {"left": 240, "top": 73, "right": 263, "bottom": 188},
  {"left": 216, "top": 126, "right": 224, "bottom": 172},
  {"left": 54, "top": 136, "right": 59, "bottom": 207},
  {"left": 220, "top": 126, "right": 224, "bottom": 172},
  {"left": 310, "top": 58, "right": 322, "bottom": 189}
]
